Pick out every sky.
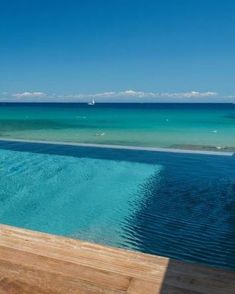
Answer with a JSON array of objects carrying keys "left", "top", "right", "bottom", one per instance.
[{"left": 1, "top": 0, "right": 235, "bottom": 102}]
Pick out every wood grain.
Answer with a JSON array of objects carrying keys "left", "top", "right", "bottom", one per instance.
[{"left": 0, "top": 224, "right": 234, "bottom": 293}]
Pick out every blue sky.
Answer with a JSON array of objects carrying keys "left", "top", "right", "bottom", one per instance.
[{"left": 1, "top": 0, "right": 235, "bottom": 102}]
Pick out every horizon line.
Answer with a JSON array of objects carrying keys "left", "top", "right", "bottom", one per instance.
[{"left": 0, "top": 101, "right": 234, "bottom": 104}]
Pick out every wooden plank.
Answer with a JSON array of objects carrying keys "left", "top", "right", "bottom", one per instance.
[
  {"left": 0, "top": 224, "right": 235, "bottom": 294},
  {"left": 127, "top": 278, "right": 161, "bottom": 294},
  {"left": 0, "top": 246, "right": 130, "bottom": 292},
  {"left": 0, "top": 225, "right": 169, "bottom": 282},
  {"left": 0, "top": 277, "right": 53, "bottom": 294}
]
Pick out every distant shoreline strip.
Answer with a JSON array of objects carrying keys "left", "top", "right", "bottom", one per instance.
[{"left": 0, "top": 138, "right": 233, "bottom": 157}]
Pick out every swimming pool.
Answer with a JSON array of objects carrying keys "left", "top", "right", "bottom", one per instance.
[{"left": 0, "top": 140, "right": 235, "bottom": 271}]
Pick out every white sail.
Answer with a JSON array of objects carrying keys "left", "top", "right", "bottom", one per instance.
[{"left": 88, "top": 99, "right": 95, "bottom": 105}]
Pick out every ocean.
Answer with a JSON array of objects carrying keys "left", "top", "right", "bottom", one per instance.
[{"left": 0, "top": 103, "right": 235, "bottom": 151}]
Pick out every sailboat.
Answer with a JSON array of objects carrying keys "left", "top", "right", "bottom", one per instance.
[{"left": 88, "top": 99, "right": 95, "bottom": 106}]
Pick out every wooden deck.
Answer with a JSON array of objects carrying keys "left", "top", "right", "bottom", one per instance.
[{"left": 0, "top": 225, "right": 234, "bottom": 293}]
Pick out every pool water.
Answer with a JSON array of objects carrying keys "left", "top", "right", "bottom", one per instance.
[{"left": 0, "top": 140, "right": 235, "bottom": 271}]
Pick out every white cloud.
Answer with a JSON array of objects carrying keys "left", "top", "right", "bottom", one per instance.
[
  {"left": 160, "top": 91, "right": 217, "bottom": 98},
  {"left": 62, "top": 90, "right": 218, "bottom": 99},
  {"left": 13, "top": 91, "right": 47, "bottom": 98},
  {"left": 113, "top": 90, "right": 156, "bottom": 98},
  {"left": 3, "top": 89, "right": 221, "bottom": 102},
  {"left": 60, "top": 90, "right": 154, "bottom": 99}
]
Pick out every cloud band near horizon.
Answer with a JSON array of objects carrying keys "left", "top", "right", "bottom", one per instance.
[{"left": 8, "top": 89, "right": 219, "bottom": 101}]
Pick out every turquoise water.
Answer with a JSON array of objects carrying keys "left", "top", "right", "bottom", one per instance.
[
  {"left": 0, "top": 141, "right": 235, "bottom": 270},
  {"left": 0, "top": 146, "right": 159, "bottom": 244},
  {"left": 1, "top": 103, "right": 235, "bottom": 151}
]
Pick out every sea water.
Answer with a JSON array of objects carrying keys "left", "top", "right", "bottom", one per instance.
[{"left": 0, "top": 103, "right": 235, "bottom": 151}]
